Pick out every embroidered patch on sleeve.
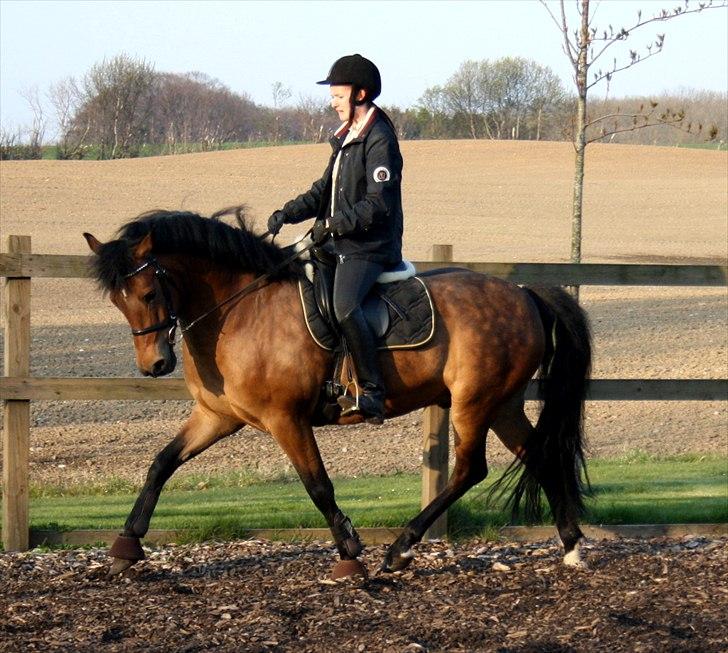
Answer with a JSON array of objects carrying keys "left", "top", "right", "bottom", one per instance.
[{"left": 373, "top": 166, "right": 391, "bottom": 182}]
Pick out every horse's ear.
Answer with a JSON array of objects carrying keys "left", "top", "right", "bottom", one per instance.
[
  {"left": 132, "top": 233, "right": 153, "bottom": 259},
  {"left": 83, "top": 232, "right": 104, "bottom": 255}
]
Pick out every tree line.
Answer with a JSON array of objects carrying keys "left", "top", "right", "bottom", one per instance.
[{"left": 1, "top": 53, "right": 724, "bottom": 160}]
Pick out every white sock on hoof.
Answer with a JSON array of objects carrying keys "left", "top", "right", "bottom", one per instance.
[
  {"left": 563, "top": 542, "right": 588, "bottom": 569},
  {"left": 399, "top": 548, "right": 415, "bottom": 559}
]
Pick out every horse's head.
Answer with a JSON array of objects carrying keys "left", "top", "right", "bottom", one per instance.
[{"left": 84, "top": 231, "right": 178, "bottom": 377}]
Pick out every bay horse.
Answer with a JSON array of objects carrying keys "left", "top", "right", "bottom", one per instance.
[{"left": 83, "top": 206, "right": 592, "bottom": 577}]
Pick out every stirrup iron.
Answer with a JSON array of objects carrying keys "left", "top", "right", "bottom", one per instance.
[{"left": 337, "top": 379, "right": 360, "bottom": 415}]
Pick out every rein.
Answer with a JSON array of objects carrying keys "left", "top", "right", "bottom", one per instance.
[{"left": 124, "top": 231, "right": 314, "bottom": 345}]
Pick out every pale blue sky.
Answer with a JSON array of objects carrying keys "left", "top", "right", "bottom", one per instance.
[{"left": 1, "top": 0, "right": 726, "bottom": 135}]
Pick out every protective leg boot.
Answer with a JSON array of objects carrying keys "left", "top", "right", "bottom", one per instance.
[{"left": 338, "top": 311, "right": 385, "bottom": 424}]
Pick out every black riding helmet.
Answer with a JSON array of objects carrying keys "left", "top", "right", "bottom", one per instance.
[{"left": 317, "top": 54, "right": 381, "bottom": 103}]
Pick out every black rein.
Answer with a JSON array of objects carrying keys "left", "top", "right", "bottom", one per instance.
[{"left": 122, "top": 232, "right": 314, "bottom": 345}]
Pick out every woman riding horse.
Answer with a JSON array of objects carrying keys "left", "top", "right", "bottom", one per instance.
[
  {"left": 268, "top": 54, "right": 403, "bottom": 424},
  {"left": 85, "top": 206, "right": 592, "bottom": 578}
]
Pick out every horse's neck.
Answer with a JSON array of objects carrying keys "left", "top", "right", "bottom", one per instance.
[
  {"left": 176, "top": 265, "right": 256, "bottom": 320},
  {"left": 172, "top": 262, "right": 294, "bottom": 333}
]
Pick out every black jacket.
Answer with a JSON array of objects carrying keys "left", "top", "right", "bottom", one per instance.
[{"left": 280, "top": 108, "right": 403, "bottom": 266}]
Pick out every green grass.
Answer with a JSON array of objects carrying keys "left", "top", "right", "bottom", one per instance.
[
  {"left": 10, "top": 454, "right": 726, "bottom": 542},
  {"left": 673, "top": 141, "right": 727, "bottom": 151},
  {"left": 39, "top": 140, "right": 304, "bottom": 160},
  {"left": 31, "top": 139, "right": 725, "bottom": 160}
]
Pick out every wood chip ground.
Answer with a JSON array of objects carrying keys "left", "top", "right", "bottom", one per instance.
[{"left": 1, "top": 536, "right": 726, "bottom": 652}]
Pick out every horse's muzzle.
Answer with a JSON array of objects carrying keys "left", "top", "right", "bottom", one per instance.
[{"left": 143, "top": 349, "right": 177, "bottom": 377}]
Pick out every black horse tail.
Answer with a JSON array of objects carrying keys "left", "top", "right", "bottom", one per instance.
[{"left": 495, "top": 286, "right": 592, "bottom": 525}]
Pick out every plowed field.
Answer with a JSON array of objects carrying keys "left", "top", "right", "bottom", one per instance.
[{"left": 0, "top": 141, "right": 726, "bottom": 487}]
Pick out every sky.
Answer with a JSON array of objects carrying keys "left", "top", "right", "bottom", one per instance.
[{"left": 1, "top": 0, "right": 726, "bottom": 135}]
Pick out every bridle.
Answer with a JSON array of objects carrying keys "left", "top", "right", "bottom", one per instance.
[
  {"left": 122, "top": 256, "right": 179, "bottom": 344},
  {"left": 122, "top": 231, "right": 316, "bottom": 346}
]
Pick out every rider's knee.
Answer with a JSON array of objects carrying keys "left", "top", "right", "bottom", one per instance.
[{"left": 334, "top": 301, "right": 359, "bottom": 325}]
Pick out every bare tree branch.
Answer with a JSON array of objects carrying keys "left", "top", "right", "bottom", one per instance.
[
  {"left": 588, "top": 0, "right": 725, "bottom": 64},
  {"left": 585, "top": 116, "right": 700, "bottom": 144},
  {"left": 539, "top": 0, "right": 579, "bottom": 65},
  {"left": 586, "top": 47, "right": 664, "bottom": 89}
]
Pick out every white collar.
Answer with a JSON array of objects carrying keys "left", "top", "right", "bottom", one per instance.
[
  {"left": 335, "top": 105, "right": 376, "bottom": 138},
  {"left": 350, "top": 106, "right": 376, "bottom": 135}
]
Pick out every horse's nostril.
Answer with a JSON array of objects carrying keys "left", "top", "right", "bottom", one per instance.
[{"left": 151, "top": 359, "right": 166, "bottom": 376}]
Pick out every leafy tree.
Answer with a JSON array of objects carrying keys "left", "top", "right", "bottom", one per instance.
[
  {"left": 419, "top": 57, "right": 567, "bottom": 140},
  {"left": 152, "top": 72, "right": 259, "bottom": 150},
  {"left": 76, "top": 54, "right": 156, "bottom": 158},
  {"left": 48, "top": 76, "right": 90, "bottom": 159},
  {"left": 485, "top": 57, "right": 567, "bottom": 139}
]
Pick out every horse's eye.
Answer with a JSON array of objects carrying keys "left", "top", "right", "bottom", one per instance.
[{"left": 143, "top": 291, "right": 157, "bottom": 304}]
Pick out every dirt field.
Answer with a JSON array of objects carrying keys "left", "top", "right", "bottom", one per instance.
[
  {"left": 1, "top": 537, "right": 726, "bottom": 652},
  {"left": 0, "top": 140, "right": 726, "bottom": 488}
]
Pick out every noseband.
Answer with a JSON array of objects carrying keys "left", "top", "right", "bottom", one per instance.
[{"left": 122, "top": 257, "right": 178, "bottom": 344}]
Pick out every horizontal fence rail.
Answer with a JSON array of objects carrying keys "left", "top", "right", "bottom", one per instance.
[
  {"left": 1, "top": 252, "right": 727, "bottom": 285},
  {"left": 1, "top": 377, "right": 726, "bottom": 402},
  {"left": 2, "top": 238, "right": 727, "bottom": 552}
]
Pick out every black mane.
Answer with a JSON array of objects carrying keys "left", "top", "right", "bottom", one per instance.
[{"left": 90, "top": 206, "right": 301, "bottom": 292}]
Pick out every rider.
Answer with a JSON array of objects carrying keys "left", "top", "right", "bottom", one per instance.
[{"left": 267, "top": 54, "right": 404, "bottom": 424}]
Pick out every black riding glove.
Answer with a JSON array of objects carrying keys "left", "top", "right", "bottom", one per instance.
[
  {"left": 311, "top": 219, "right": 331, "bottom": 245},
  {"left": 267, "top": 210, "right": 287, "bottom": 236}
]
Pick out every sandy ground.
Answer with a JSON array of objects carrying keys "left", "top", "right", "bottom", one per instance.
[{"left": 0, "top": 140, "right": 726, "bottom": 489}]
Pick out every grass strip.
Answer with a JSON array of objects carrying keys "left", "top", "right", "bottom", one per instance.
[{"left": 15, "top": 453, "right": 728, "bottom": 541}]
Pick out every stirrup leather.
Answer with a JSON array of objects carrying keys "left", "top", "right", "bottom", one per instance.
[{"left": 337, "top": 351, "right": 361, "bottom": 415}]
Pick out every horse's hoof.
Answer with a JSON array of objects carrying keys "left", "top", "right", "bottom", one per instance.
[
  {"left": 380, "top": 547, "right": 415, "bottom": 573},
  {"left": 563, "top": 555, "right": 589, "bottom": 570},
  {"left": 330, "top": 558, "right": 368, "bottom": 580},
  {"left": 563, "top": 543, "right": 588, "bottom": 569},
  {"left": 109, "top": 534, "right": 145, "bottom": 561},
  {"left": 108, "top": 557, "right": 137, "bottom": 577}
]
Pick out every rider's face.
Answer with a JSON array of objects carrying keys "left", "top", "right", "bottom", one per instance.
[{"left": 329, "top": 85, "right": 353, "bottom": 122}]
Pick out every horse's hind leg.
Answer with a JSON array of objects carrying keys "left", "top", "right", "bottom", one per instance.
[
  {"left": 491, "top": 394, "right": 586, "bottom": 568},
  {"left": 382, "top": 400, "right": 492, "bottom": 572},
  {"left": 108, "top": 408, "right": 241, "bottom": 576}
]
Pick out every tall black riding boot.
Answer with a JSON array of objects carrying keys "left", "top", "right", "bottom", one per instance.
[{"left": 338, "top": 311, "right": 385, "bottom": 424}]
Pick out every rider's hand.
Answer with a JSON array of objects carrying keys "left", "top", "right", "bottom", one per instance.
[
  {"left": 267, "top": 210, "right": 287, "bottom": 236},
  {"left": 311, "top": 219, "right": 331, "bottom": 245}
]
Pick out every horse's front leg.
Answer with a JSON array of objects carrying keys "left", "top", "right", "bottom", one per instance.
[
  {"left": 268, "top": 416, "right": 364, "bottom": 567},
  {"left": 108, "top": 408, "right": 241, "bottom": 576}
]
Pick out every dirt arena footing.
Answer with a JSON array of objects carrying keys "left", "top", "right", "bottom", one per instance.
[{"left": 1, "top": 535, "right": 726, "bottom": 652}]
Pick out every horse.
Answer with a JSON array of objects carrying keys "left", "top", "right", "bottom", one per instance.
[{"left": 83, "top": 206, "right": 592, "bottom": 578}]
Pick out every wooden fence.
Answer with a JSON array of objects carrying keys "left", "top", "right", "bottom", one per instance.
[{"left": 1, "top": 236, "right": 726, "bottom": 551}]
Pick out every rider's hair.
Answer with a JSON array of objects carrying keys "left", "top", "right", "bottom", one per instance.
[{"left": 347, "top": 85, "right": 397, "bottom": 135}]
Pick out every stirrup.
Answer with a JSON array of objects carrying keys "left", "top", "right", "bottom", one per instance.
[
  {"left": 337, "top": 380, "right": 361, "bottom": 416},
  {"left": 337, "top": 387, "right": 384, "bottom": 425}
]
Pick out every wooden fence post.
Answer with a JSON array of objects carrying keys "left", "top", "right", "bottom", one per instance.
[
  {"left": 3, "top": 235, "right": 31, "bottom": 551},
  {"left": 421, "top": 244, "right": 452, "bottom": 540}
]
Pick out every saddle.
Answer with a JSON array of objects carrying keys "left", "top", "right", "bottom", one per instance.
[{"left": 296, "top": 245, "right": 436, "bottom": 352}]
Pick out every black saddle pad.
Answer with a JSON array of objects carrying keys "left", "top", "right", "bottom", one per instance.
[{"left": 298, "top": 277, "right": 435, "bottom": 351}]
